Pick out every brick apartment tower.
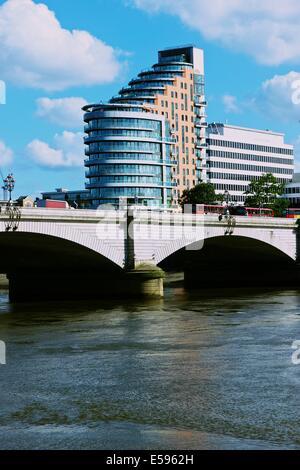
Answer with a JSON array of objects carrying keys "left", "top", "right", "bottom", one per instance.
[{"left": 110, "top": 45, "right": 207, "bottom": 207}]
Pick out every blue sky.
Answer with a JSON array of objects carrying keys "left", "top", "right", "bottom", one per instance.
[{"left": 0, "top": 0, "right": 300, "bottom": 197}]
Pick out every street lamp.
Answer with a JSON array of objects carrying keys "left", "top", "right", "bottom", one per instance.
[
  {"left": 2, "top": 183, "right": 7, "bottom": 201},
  {"left": 3, "top": 174, "right": 15, "bottom": 202},
  {"left": 224, "top": 189, "right": 230, "bottom": 207}
]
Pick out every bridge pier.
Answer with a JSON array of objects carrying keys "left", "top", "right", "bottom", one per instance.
[
  {"left": 124, "top": 263, "right": 165, "bottom": 298},
  {"left": 7, "top": 265, "right": 165, "bottom": 303}
]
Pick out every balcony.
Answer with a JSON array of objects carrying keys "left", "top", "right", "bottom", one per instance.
[
  {"left": 196, "top": 140, "right": 207, "bottom": 149},
  {"left": 194, "top": 96, "right": 207, "bottom": 107},
  {"left": 84, "top": 156, "right": 176, "bottom": 166}
]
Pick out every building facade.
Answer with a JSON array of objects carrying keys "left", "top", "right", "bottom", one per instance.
[
  {"left": 283, "top": 174, "right": 300, "bottom": 206},
  {"left": 83, "top": 45, "right": 207, "bottom": 208},
  {"left": 207, "top": 123, "right": 294, "bottom": 204},
  {"left": 83, "top": 103, "right": 175, "bottom": 208},
  {"left": 41, "top": 188, "right": 90, "bottom": 209}
]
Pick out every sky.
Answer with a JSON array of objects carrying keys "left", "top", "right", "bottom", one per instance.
[{"left": 0, "top": 0, "right": 300, "bottom": 198}]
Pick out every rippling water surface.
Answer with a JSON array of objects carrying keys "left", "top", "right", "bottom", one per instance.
[{"left": 0, "top": 285, "right": 300, "bottom": 450}]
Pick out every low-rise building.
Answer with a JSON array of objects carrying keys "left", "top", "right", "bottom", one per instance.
[
  {"left": 283, "top": 174, "right": 300, "bottom": 207},
  {"left": 41, "top": 188, "right": 90, "bottom": 209},
  {"left": 16, "top": 196, "right": 35, "bottom": 208}
]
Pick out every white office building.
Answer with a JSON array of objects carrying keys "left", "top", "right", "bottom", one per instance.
[
  {"left": 283, "top": 173, "right": 300, "bottom": 206},
  {"left": 207, "top": 123, "right": 294, "bottom": 204}
]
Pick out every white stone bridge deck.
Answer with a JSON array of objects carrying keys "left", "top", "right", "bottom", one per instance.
[{"left": 0, "top": 207, "right": 298, "bottom": 300}]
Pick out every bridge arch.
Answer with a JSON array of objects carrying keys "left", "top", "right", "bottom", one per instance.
[
  {"left": 0, "top": 223, "right": 125, "bottom": 302},
  {"left": 0, "top": 219, "right": 124, "bottom": 268},
  {"left": 155, "top": 225, "right": 297, "bottom": 265},
  {"left": 158, "top": 233, "right": 299, "bottom": 289}
]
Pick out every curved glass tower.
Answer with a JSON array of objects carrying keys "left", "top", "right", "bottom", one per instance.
[
  {"left": 83, "top": 45, "right": 207, "bottom": 208},
  {"left": 83, "top": 103, "right": 175, "bottom": 208}
]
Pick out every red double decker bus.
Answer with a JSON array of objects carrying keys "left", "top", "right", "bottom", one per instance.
[
  {"left": 246, "top": 207, "right": 274, "bottom": 217},
  {"left": 191, "top": 204, "right": 274, "bottom": 217},
  {"left": 285, "top": 208, "right": 300, "bottom": 219}
]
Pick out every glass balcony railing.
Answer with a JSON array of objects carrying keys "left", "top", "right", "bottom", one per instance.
[
  {"left": 196, "top": 139, "right": 207, "bottom": 147},
  {"left": 195, "top": 120, "right": 208, "bottom": 127},
  {"left": 194, "top": 96, "right": 207, "bottom": 106},
  {"left": 84, "top": 156, "right": 176, "bottom": 165},
  {"left": 139, "top": 65, "right": 187, "bottom": 74},
  {"left": 84, "top": 133, "right": 163, "bottom": 143}
]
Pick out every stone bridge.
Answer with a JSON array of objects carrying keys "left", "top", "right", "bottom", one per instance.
[{"left": 0, "top": 207, "right": 299, "bottom": 301}]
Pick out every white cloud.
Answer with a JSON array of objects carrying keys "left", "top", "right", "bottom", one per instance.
[
  {"left": 132, "top": 0, "right": 300, "bottom": 65},
  {"left": 222, "top": 94, "right": 239, "bottom": 113},
  {"left": 0, "top": 0, "right": 123, "bottom": 91},
  {"left": 0, "top": 140, "right": 13, "bottom": 166},
  {"left": 27, "top": 131, "right": 84, "bottom": 168},
  {"left": 36, "top": 97, "right": 88, "bottom": 128},
  {"left": 252, "top": 71, "right": 300, "bottom": 122}
]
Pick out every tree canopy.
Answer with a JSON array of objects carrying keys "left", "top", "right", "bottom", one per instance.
[
  {"left": 271, "top": 198, "right": 290, "bottom": 217},
  {"left": 244, "top": 173, "right": 289, "bottom": 216},
  {"left": 180, "top": 183, "right": 222, "bottom": 207},
  {"left": 244, "top": 173, "right": 285, "bottom": 207}
]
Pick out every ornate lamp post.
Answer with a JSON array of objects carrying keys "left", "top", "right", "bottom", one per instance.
[
  {"left": 3, "top": 174, "right": 15, "bottom": 202},
  {"left": 2, "top": 183, "right": 7, "bottom": 201},
  {"left": 224, "top": 189, "right": 230, "bottom": 207}
]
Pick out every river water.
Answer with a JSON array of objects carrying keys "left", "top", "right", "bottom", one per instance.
[{"left": 0, "top": 284, "right": 300, "bottom": 450}]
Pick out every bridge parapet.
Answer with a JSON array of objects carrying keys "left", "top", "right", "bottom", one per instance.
[{"left": 1, "top": 207, "right": 297, "bottom": 228}]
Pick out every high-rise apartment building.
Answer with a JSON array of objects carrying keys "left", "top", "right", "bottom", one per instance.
[
  {"left": 83, "top": 103, "right": 174, "bottom": 208},
  {"left": 207, "top": 123, "right": 294, "bottom": 204},
  {"left": 83, "top": 45, "right": 207, "bottom": 208}
]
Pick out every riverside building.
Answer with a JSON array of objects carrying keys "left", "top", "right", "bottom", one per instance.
[
  {"left": 83, "top": 103, "right": 175, "bottom": 209},
  {"left": 283, "top": 174, "right": 300, "bottom": 206},
  {"left": 43, "top": 45, "right": 295, "bottom": 210},
  {"left": 41, "top": 188, "right": 90, "bottom": 209},
  {"left": 207, "top": 123, "right": 294, "bottom": 204},
  {"left": 83, "top": 45, "right": 207, "bottom": 208}
]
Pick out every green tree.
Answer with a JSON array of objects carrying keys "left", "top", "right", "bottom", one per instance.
[
  {"left": 244, "top": 173, "right": 285, "bottom": 209},
  {"left": 272, "top": 198, "right": 290, "bottom": 217},
  {"left": 180, "top": 183, "right": 223, "bottom": 207}
]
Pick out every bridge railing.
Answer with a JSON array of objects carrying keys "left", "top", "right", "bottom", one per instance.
[{"left": 0, "top": 207, "right": 297, "bottom": 228}]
